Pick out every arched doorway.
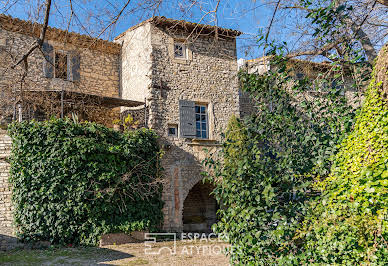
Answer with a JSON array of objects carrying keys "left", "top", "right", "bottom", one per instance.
[{"left": 182, "top": 181, "right": 218, "bottom": 233}]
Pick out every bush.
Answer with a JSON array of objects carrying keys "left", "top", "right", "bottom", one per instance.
[
  {"left": 204, "top": 56, "right": 359, "bottom": 264},
  {"left": 8, "top": 119, "right": 164, "bottom": 246}
]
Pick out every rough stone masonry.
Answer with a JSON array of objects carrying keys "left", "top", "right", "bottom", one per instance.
[
  {"left": 0, "top": 15, "right": 245, "bottom": 248},
  {"left": 115, "top": 17, "right": 242, "bottom": 232},
  {"left": 0, "top": 130, "right": 18, "bottom": 250}
]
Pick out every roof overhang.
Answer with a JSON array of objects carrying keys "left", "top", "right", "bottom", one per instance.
[
  {"left": 115, "top": 16, "right": 243, "bottom": 40},
  {"left": 22, "top": 90, "right": 144, "bottom": 108}
]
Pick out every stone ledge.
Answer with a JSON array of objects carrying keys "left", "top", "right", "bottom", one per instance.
[{"left": 188, "top": 139, "right": 222, "bottom": 147}]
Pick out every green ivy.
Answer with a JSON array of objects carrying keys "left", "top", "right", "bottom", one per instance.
[
  {"left": 204, "top": 56, "right": 360, "bottom": 264},
  {"left": 8, "top": 119, "right": 164, "bottom": 246},
  {"left": 296, "top": 69, "right": 388, "bottom": 264}
]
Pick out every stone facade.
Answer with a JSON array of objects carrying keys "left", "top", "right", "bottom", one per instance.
[
  {"left": 0, "top": 16, "right": 242, "bottom": 246},
  {"left": 0, "top": 16, "right": 121, "bottom": 124},
  {"left": 0, "top": 30, "right": 120, "bottom": 97},
  {"left": 116, "top": 19, "right": 241, "bottom": 231}
]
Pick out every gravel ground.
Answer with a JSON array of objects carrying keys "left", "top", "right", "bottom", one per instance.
[{"left": 0, "top": 240, "right": 230, "bottom": 265}]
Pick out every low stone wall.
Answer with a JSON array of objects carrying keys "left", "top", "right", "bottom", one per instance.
[
  {"left": 0, "top": 130, "right": 21, "bottom": 250},
  {"left": 120, "top": 106, "right": 148, "bottom": 128}
]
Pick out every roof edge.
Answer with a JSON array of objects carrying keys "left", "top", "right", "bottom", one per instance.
[
  {"left": 114, "top": 16, "right": 242, "bottom": 41},
  {"left": 0, "top": 14, "right": 121, "bottom": 54}
]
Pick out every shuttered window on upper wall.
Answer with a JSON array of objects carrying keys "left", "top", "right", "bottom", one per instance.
[
  {"left": 179, "top": 100, "right": 196, "bottom": 138},
  {"left": 42, "top": 42, "right": 80, "bottom": 82}
]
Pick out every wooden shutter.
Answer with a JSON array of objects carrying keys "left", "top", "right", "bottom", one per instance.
[
  {"left": 42, "top": 42, "right": 54, "bottom": 78},
  {"left": 179, "top": 100, "right": 196, "bottom": 138},
  {"left": 68, "top": 53, "right": 81, "bottom": 81}
]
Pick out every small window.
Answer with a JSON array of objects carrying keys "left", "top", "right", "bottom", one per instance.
[
  {"left": 168, "top": 124, "right": 178, "bottom": 137},
  {"left": 195, "top": 104, "right": 208, "bottom": 139},
  {"left": 174, "top": 42, "right": 186, "bottom": 59},
  {"left": 296, "top": 72, "right": 304, "bottom": 79},
  {"left": 55, "top": 51, "right": 68, "bottom": 80}
]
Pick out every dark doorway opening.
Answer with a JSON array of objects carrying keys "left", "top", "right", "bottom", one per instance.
[{"left": 182, "top": 181, "right": 218, "bottom": 233}]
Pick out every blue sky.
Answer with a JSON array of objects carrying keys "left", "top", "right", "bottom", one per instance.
[
  {"left": 2, "top": 0, "right": 276, "bottom": 59},
  {"left": 3, "top": 1, "right": 387, "bottom": 60}
]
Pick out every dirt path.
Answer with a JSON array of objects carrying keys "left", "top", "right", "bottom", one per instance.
[{"left": 0, "top": 240, "right": 230, "bottom": 265}]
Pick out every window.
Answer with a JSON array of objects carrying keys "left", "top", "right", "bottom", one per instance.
[
  {"left": 179, "top": 100, "right": 210, "bottom": 139},
  {"left": 168, "top": 124, "right": 178, "bottom": 137},
  {"left": 296, "top": 72, "right": 304, "bottom": 79},
  {"left": 54, "top": 51, "right": 68, "bottom": 80},
  {"left": 174, "top": 42, "right": 186, "bottom": 59},
  {"left": 195, "top": 105, "right": 208, "bottom": 139}
]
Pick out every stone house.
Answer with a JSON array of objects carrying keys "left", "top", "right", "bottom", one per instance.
[
  {"left": 0, "top": 14, "right": 243, "bottom": 245},
  {"left": 0, "top": 14, "right": 144, "bottom": 126}
]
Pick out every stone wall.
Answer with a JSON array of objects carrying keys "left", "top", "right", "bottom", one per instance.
[
  {"left": 115, "top": 23, "right": 152, "bottom": 104},
  {"left": 121, "top": 106, "right": 148, "bottom": 128},
  {"left": 118, "top": 22, "right": 240, "bottom": 231},
  {"left": 0, "top": 27, "right": 120, "bottom": 125},
  {"left": 148, "top": 25, "right": 240, "bottom": 231},
  {"left": 239, "top": 90, "right": 256, "bottom": 118},
  {"left": 0, "top": 130, "right": 19, "bottom": 250},
  {"left": 0, "top": 28, "right": 120, "bottom": 97}
]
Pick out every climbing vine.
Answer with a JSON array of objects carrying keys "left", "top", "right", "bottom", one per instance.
[{"left": 296, "top": 48, "right": 388, "bottom": 264}]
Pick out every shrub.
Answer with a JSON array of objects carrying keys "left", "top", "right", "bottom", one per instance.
[
  {"left": 204, "top": 56, "right": 360, "bottom": 264},
  {"left": 8, "top": 119, "right": 164, "bottom": 246}
]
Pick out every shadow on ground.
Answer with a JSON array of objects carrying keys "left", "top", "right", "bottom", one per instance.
[{"left": 0, "top": 245, "right": 134, "bottom": 265}]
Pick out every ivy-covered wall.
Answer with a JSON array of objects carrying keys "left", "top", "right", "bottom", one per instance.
[
  {"left": 297, "top": 45, "right": 388, "bottom": 264},
  {"left": 8, "top": 119, "right": 163, "bottom": 246}
]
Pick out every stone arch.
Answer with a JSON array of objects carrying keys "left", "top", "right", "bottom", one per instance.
[{"left": 182, "top": 180, "right": 218, "bottom": 233}]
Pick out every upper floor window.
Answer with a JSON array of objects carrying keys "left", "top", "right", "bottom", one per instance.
[
  {"left": 195, "top": 104, "right": 208, "bottom": 139},
  {"left": 174, "top": 42, "right": 186, "bottom": 59},
  {"left": 42, "top": 42, "right": 81, "bottom": 82},
  {"left": 54, "top": 51, "right": 68, "bottom": 80},
  {"left": 179, "top": 100, "right": 209, "bottom": 139}
]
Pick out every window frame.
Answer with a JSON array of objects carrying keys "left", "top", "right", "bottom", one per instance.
[
  {"left": 168, "top": 124, "right": 178, "bottom": 137},
  {"left": 54, "top": 50, "right": 68, "bottom": 80},
  {"left": 195, "top": 104, "right": 209, "bottom": 139},
  {"left": 173, "top": 42, "right": 187, "bottom": 59}
]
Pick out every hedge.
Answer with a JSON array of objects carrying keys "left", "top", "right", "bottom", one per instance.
[{"left": 8, "top": 119, "right": 164, "bottom": 246}]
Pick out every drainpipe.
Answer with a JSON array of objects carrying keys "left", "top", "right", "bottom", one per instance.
[{"left": 144, "top": 97, "right": 147, "bottom": 128}]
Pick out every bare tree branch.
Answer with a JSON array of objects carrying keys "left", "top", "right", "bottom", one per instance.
[{"left": 11, "top": 0, "right": 52, "bottom": 69}]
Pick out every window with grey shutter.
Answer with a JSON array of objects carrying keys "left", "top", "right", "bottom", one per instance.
[
  {"left": 179, "top": 100, "right": 196, "bottom": 138},
  {"left": 42, "top": 42, "right": 54, "bottom": 78},
  {"left": 68, "top": 53, "right": 81, "bottom": 81}
]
